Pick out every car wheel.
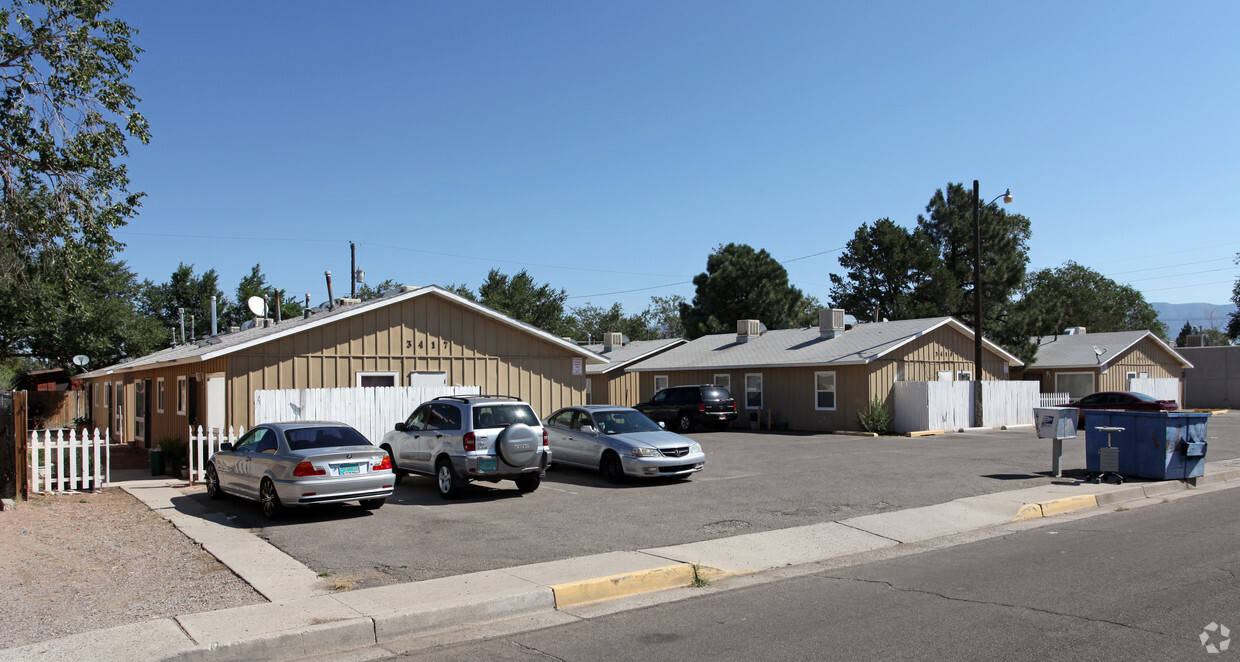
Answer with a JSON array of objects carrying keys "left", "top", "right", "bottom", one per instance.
[
  {"left": 436, "top": 458, "right": 462, "bottom": 500},
  {"left": 359, "top": 498, "right": 385, "bottom": 510},
  {"left": 515, "top": 473, "right": 540, "bottom": 493},
  {"left": 677, "top": 412, "right": 694, "bottom": 433},
  {"left": 381, "top": 444, "right": 403, "bottom": 485},
  {"left": 260, "top": 478, "right": 284, "bottom": 519},
  {"left": 600, "top": 452, "right": 625, "bottom": 484},
  {"left": 205, "top": 464, "right": 224, "bottom": 500}
]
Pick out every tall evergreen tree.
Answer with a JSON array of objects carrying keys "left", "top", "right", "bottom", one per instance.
[
  {"left": 140, "top": 263, "right": 227, "bottom": 342},
  {"left": 679, "top": 243, "right": 814, "bottom": 339},
  {"left": 828, "top": 218, "right": 947, "bottom": 321},
  {"left": 476, "top": 269, "right": 570, "bottom": 336}
]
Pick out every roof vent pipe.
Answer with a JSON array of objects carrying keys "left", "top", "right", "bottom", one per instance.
[
  {"left": 275, "top": 291, "right": 282, "bottom": 324},
  {"left": 325, "top": 271, "right": 334, "bottom": 311},
  {"left": 178, "top": 308, "right": 186, "bottom": 345},
  {"left": 304, "top": 293, "right": 311, "bottom": 318},
  {"left": 210, "top": 295, "right": 218, "bottom": 336}
]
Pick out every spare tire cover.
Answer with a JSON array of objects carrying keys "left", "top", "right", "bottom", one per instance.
[{"left": 496, "top": 423, "right": 539, "bottom": 467}]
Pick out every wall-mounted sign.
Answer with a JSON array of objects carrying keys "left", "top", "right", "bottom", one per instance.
[{"left": 572, "top": 358, "right": 583, "bottom": 376}]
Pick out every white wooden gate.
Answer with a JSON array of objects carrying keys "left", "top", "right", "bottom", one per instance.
[
  {"left": 27, "top": 428, "right": 110, "bottom": 493},
  {"left": 1130, "top": 377, "right": 1181, "bottom": 405},
  {"left": 893, "top": 381, "right": 1043, "bottom": 433}
]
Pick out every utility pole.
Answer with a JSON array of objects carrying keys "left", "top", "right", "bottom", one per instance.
[{"left": 350, "top": 241, "right": 357, "bottom": 299}]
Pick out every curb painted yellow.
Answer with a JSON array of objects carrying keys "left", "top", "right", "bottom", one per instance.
[
  {"left": 1013, "top": 494, "right": 1100, "bottom": 522},
  {"left": 906, "top": 430, "right": 945, "bottom": 438},
  {"left": 1013, "top": 503, "right": 1044, "bottom": 521},
  {"left": 550, "top": 563, "right": 707, "bottom": 608}
]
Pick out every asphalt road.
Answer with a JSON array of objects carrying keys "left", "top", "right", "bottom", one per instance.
[
  {"left": 385, "top": 484, "right": 1240, "bottom": 662},
  {"left": 175, "top": 413, "right": 1240, "bottom": 590}
]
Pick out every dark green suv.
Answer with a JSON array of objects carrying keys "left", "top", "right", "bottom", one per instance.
[{"left": 634, "top": 385, "right": 738, "bottom": 433}]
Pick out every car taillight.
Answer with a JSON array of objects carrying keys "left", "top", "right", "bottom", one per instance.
[
  {"left": 732, "top": 402, "right": 737, "bottom": 411},
  {"left": 542, "top": 427, "right": 549, "bottom": 447},
  {"left": 376, "top": 455, "right": 392, "bottom": 471},
  {"left": 698, "top": 402, "right": 706, "bottom": 412},
  {"left": 463, "top": 431, "right": 476, "bottom": 452},
  {"left": 293, "top": 461, "right": 325, "bottom": 477}
]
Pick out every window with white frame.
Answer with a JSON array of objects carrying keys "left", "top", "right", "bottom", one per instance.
[
  {"left": 714, "top": 374, "right": 731, "bottom": 391},
  {"left": 814, "top": 371, "right": 836, "bottom": 410},
  {"left": 157, "top": 377, "right": 165, "bottom": 413},
  {"left": 93, "top": 383, "right": 99, "bottom": 406},
  {"left": 653, "top": 375, "right": 669, "bottom": 392},
  {"left": 585, "top": 379, "right": 593, "bottom": 405},
  {"left": 745, "top": 373, "right": 763, "bottom": 409},
  {"left": 177, "top": 376, "right": 187, "bottom": 415},
  {"left": 1054, "top": 372, "right": 1094, "bottom": 400},
  {"left": 1126, "top": 371, "right": 1149, "bottom": 390},
  {"left": 356, "top": 371, "right": 398, "bottom": 387},
  {"left": 103, "top": 382, "right": 110, "bottom": 408}
]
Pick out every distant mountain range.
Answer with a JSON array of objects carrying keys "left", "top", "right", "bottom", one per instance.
[{"left": 1151, "top": 302, "right": 1236, "bottom": 334}]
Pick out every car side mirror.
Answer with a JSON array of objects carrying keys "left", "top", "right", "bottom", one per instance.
[
  {"left": 657, "top": 421, "right": 666, "bottom": 429},
  {"left": 580, "top": 425, "right": 596, "bottom": 435},
  {"left": 394, "top": 422, "right": 407, "bottom": 432},
  {"left": 219, "top": 442, "right": 233, "bottom": 452}
]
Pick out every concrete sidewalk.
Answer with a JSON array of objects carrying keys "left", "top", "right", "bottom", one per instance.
[{"left": 7, "top": 459, "right": 1240, "bottom": 662}]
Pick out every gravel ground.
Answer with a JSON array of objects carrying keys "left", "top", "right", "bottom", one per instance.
[{"left": 0, "top": 488, "right": 265, "bottom": 650}]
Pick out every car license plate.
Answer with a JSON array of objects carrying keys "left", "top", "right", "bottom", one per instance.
[
  {"left": 338, "top": 464, "right": 360, "bottom": 475},
  {"left": 479, "top": 459, "right": 496, "bottom": 471}
]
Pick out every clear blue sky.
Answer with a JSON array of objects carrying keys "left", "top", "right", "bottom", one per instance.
[{"left": 112, "top": 0, "right": 1240, "bottom": 323}]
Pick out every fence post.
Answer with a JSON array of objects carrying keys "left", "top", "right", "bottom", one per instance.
[{"left": 14, "top": 390, "right": 27, "bottom": 500}]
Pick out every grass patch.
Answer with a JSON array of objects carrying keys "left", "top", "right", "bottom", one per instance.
[
  {"left": 317, "top": 571, "right": 332, "bottom": 578},
  {"left": 691, "top": 564, "right": 710, "bottom": 588},
  {"left": 1115, "top": 505, "right": 1130, "bottom": 511}
]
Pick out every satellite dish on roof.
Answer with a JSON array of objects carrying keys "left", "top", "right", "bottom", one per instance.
[
  {"left": 72, "top": 354, "right": 90, "bottom": 367},
  {"left": 246, "top": 295, "right": 267, "bottom": 317}
]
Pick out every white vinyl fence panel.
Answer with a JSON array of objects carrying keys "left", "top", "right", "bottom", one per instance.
[
  {"left": 253, "top": 385, "right": 480, "bottom": 446},
  {"left": 894, "top": 381, "right": 1043, "bottom": 433},
  {"left": 1040, "top": 393, "right": 1070, "bottom": 408},
  {"left": 28, "top": 428, "right": 109, "bottom": 493},
  {"left": 1129, "top": 378, "right": 1181, "bottom": 405},
  {"left": 188, "top": 425, "right": 246, "bottom": 485}
]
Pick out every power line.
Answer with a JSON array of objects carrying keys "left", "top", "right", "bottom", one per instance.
[{"left": 1121, "top": 266, "right": 1238, "bottom": 284}]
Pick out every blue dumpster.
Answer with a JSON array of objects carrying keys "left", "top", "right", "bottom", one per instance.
[{"left": 1083, "top": 410, "right": 1210, "bottom": 480}]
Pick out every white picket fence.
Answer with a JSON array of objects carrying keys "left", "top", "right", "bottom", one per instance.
[
  {"left": 187, "top": 425, "right": 246, "bottom": 485},
  {"left": 253, "top": 385, "right": 480, "bottom": 445},
  {"left": 27, "top": 428, "right": 110, "bottom": 493},
  {"left": 1040, "top": 392, "right": 1070, "bottom": 407},
  {"left": 892, "top": 381, "right": 1044, "bottom": 433}
]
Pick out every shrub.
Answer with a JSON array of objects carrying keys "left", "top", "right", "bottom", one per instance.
[{"left": 857, "top": 397, "right": 893, "bottom": 435}]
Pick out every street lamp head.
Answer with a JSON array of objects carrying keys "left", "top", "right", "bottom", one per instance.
[{"left": 1002, "top": 189, "right": 1013, "bottom": 204}]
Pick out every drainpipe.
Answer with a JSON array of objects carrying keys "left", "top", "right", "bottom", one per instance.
[
  {"left": 325, "top": 271, "right": 334, "bottom": 311},
  {"left": 210, "top": 295, "right": 218, "bottom": 336}
]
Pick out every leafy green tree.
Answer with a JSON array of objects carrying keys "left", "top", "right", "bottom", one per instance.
[
  {"left": 567, "top": 303, "right": 653, "bottom": 343},
  {"left": 0, "top": 0, "right": 149, "bottom": 360},
  {"left": 140, "top": 263, "right": 227, "bottom": 341},
  {"left": 442, "top": 282, "right": 477, "bottom": 301},
  {"left": 1230, "top": 253, "right": 1240, "bottom": 341},
  {"left": 476, "top": 269, "right": 570, "bottom": 336},
  {"left": 643, "top": 294, "right": 686, "bottom": 339},
  {"left": 1175, "top": 321, "right": 1196, "bottom": 347},
  {"left": 1010, "top": 262, "right": 1166, "bottom": 361},
  {"left": 0, "top": 252, "right": 163, "bottom": 367},
  {"left": 828, "top": 218, "right": 948, "bottom": 321},
  {"left": 915, "top": 183, "right": 1032, "bottom": 344},
  {"left": 225, "top": 264, "right": 304, "bottom": 325},
  {"left": 679, "top": 243, "right": 815, "bottom": 339},
  {"left": 354, "top": 279, "right": 400, "bottom": 301}
]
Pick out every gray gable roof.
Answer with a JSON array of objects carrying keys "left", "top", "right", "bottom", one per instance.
[
  {"left": 82, "top": 285, "right": 606, "bottom": 378},
  {"left": 1030, "top": 330, "right": 1192, "bottom": 369},
  {"left": 628, "top": 317, "right": 1023, "bottom": 372},
  {"left": 581, "top": 338, "right": 687, "bottom": 374}
]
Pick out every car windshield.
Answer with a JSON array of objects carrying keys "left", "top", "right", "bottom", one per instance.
[
  {"left": 472, "top": 404, "right": 539, "bottom": 429},
  {"left": 285, "top": 426, "right": 373, "bottom": 451},
  {"left": 593, "top": 410, "right": 664, "bottom": 435}
]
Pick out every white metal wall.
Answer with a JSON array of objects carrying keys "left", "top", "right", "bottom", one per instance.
[{"left": 253, "top": 385, "right": 480, "bottom": 445}]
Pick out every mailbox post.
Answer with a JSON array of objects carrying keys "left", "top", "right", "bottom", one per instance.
[{"left": 1034, "top": 407, "right": 1078, "bottom": 478}]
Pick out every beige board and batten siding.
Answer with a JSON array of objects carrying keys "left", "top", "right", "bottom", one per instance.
[
  {"left": 227, "top": 294, "right": 587, "bottom": 425},
  {"left": 85, "top": 358, "right": 226, "bottom": 445},
  {"left": 1037, "top": 336, "right": 1184, "bottom": 396},
  {"left": 589, "top": 369, "right": 643, "bottom": 407}
]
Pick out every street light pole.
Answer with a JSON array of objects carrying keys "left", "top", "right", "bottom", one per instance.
[{"left": 972, "top": 180, "right": 1012, "bottom": 428}]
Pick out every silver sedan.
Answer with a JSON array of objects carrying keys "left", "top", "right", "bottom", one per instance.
[
  {"left": 544, "top": 406, "right": 705, "bottom": 483},
  {"left": 205, "top": 421, "right": 394, "bottom": 518}
]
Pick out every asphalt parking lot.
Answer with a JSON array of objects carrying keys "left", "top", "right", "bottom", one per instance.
[{"left": 175, "top": 413, "right": 1240, "bottom": 590}]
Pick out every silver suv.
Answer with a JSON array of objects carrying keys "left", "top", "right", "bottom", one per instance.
[{"left": 378, "top": 395, "right": 549, "bottom": 499}]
